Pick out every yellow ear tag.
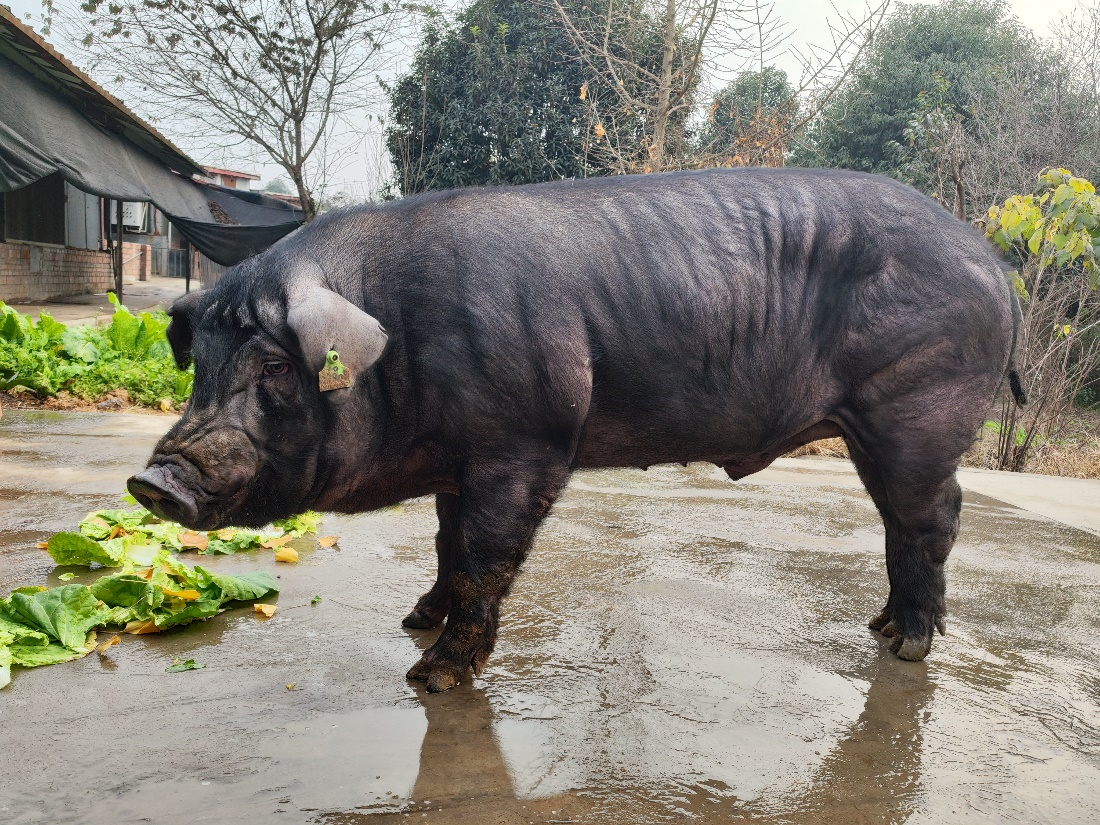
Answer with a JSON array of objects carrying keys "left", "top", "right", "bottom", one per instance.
[{"left": 318, "top": 349, "right": 351, "bottom": 392}]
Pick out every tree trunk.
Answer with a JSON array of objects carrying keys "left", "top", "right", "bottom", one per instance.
[
  {"left": 650, "top": 0, "right": 677, "bottom": 173},
  {"left": 291, "top": 168, "right": 317, "bottom": 222}
]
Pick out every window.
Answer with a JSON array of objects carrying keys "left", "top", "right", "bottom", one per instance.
[{"left": 3, "top": 174, "right": 66, "bottom": 245}]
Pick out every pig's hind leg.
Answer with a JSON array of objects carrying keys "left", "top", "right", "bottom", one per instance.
[
  {"left": 406, "top": 453, "right": 571, "bottom": 692},
  {"left": 402, "top": 493, "right": 460, "bottom": 629},
  {"left": 840, "top": 376, "right": 990, "bottom": 661}
]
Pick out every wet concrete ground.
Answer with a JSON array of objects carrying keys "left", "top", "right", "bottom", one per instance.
[
  {"left": 6, "top": 274, "right": 187, "bottom": 325},
  {"left": 1, "top": 410, "right": 1099, "bottom": 824}
]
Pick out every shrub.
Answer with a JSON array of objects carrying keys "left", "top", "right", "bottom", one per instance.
[
  {"left": 983, "top": 168, "right": 1100, "bottom": 470},
  {"left": 0, "top": 295, "right": 192, "bottom": 408}
]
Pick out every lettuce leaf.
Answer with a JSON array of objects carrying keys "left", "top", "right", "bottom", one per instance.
[
  {"left": 8, "top": 507, "right": 287, "bottom": 689},
  {"left": 9, "top": 640, "right": 88, "bottom": 667},
  {"left": 206, "top": 570, "right": 279, "bottom": 602},
  {"left": 103, "top": 606, "right": 134, "bottom": 626},
  {"left": 0, "top": 615, "right": 49, "bottom": 647},
  {"left": 46, "top": 532, "right": 125, "bottom": 567},
  {"left": 273, "top": 511, "right": 322, "bottom": 537},
  {"left": 153, "top": 599, "right": 223, "bottom": 630},
  {"left": 0, "top": 628, "right": 13, "bottom": 690},
  {"left": 87, "top": 562, "right": 278, "bottom": 633},
  {"left": 90, "top": 574, "right": 162, "bottom": 609},
  {"left": 0, "top": 585, "right": 110, "bottom": 651},
  {"left": 0, "top": 645, "right": 11, "bottom": 689}
]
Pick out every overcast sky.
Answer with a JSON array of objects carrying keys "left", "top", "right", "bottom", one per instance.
[{"left": 2, "top": 0, "right": 1089, "bottom": 195}]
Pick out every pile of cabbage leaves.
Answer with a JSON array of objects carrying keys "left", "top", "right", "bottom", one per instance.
[{"left": 0, "top": 502, "right": 327, "bottom": 689}]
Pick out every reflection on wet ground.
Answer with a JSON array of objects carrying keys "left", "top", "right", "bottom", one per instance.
[{"left": 1, "top": 411, "right": 1099, "bottom": 824}]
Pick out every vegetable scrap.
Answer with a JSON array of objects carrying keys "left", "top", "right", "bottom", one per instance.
[
  {"left": 0, "top": 550, "right": 278, "bottom": 688},
  {"left": 275, "top": 511, "right": 324, "bottom": 537},
  {"left": 42, "top": 502, "right": 334, "bottom": 567},
  {"left": 0, "top": 496, "right": 339, "bottom": 690},
  {"left": 165, "top": 658, "right": 205, "bottom": 673},
  {"left": 274, "top": 547, "right": 299, "bottom": 564}
]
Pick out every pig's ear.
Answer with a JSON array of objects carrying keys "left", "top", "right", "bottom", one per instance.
[
  {"left": 166, "top": 291, "right": 205, "bottom": 369},
  {"left": 287, "top": 288, "right": 388, "bottom": 382}
]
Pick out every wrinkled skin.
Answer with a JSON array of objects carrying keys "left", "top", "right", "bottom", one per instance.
[{"left": 130, "top": 168, "right": 1022, "bottom": 692}]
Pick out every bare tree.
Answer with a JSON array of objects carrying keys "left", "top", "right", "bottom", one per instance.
[
  {"left": 65, "top": 0, "right": 426, "bottom": 220},
  {"left": 551, "top": 0, "right": 890, "bottom": 174},
  {"left": 552, "top": 0, "right": 726, "bottom": 173}
]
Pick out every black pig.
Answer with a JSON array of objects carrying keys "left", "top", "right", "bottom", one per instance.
[{"left": 129, "top": 168, "right": 1024, "bottom": 692}]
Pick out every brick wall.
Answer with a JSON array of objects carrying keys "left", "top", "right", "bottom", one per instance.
[
  {"left": 122, "top": 242, "right": 149, "bottom": 282},
  {"left": 0, "top": 242, "right": 115, "bottom": 303}
]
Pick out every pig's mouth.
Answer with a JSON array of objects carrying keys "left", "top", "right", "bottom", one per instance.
[{"left": 128, "top": 462, "right": 251, "bottom": 531}]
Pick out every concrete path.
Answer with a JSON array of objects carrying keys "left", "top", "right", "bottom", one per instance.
[
  {"left": 1, "top": 410, "right": 1098, "bottom": 824},
  {"left": 762, "top": 455, "right": 1100, "bottom": 537},
  {"left": 3, "top": 274, "right": 189, "bottom": 325}
]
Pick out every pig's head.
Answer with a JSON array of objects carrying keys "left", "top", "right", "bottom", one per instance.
[{"left": 127, "top": 259, "right": 388, "bottom": 530}]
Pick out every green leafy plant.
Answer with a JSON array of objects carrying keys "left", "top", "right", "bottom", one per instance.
[
  {"left": 983, "top": 169, "right": 1100, "bottom": 471},
  {"left": 166, "top": 658, "right": 205, "bottom": 673},
  {"left": 0, "top": 299, "right": 193, "bottom": 407},
  {"left": 1, "top": 492, "right": 338, "bottom": 689},
  {"left": 982, "top": 418, "right": 1028, "bottom": 447}
]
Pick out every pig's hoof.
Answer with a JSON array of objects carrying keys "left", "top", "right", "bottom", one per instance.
[
  {"left": 427, "top": 670, "right": 460, "bottom": 693},
  {"left": 871, "top": 608, "right": 943, "bottom": 660},
  {"left": 402, "top": 607, "right": 444, "bottom": 629},
  {"left": 891, "top": 634, "right": 932, "bottom": 661},
  {"left": 406, "top": 655, "right": 464, "bottom": 693},
  {"left": 869, "top": 610, "right": 897, "bottom": 636}
]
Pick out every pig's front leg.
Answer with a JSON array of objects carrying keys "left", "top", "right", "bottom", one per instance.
[
  {"left": 406, "top": 455, "right": 569, "bottom": 692},
  {"left": 402, "top": 493, "right": 460, "bottom": 629}
]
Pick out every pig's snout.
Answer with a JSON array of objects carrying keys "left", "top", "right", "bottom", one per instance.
[
  {"left": 129, "top": 465, "right": 200, "bottom": 527},
  {"left": 129, "top": 426, "right": 259, "bottom": 529}
]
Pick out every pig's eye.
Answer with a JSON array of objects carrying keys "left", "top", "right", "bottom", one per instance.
[{"left": 262, "top": 361, "right": 291, "bottom": 379}]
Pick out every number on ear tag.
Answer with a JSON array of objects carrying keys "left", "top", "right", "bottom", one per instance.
[{"left": 318, "top": 350, "right": 352, "bottom": 392}]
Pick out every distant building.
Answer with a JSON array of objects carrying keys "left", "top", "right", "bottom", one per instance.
[{"left": 197, "top": 167, "right": 261, "bottom": 192}]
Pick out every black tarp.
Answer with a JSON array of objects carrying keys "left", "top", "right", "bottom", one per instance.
[
  {"left": 170, "top": 188, "right": 303, "bottom": 266},
  {"left": 175, "top": 183, "right": 304, "bottom": 266},
  {"left": 0, "top": 53, "right": 303, "bottom": 266}
]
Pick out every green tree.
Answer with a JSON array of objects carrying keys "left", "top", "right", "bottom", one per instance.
[
  {"left": 386, "top": 0, "right": 597, "bottom": 194},
  {"left": 883, "top": 44, "right": 1099, "bottom": 219},
  {"left": 264, "top": 177, "right": 292, "bottom": 195},
  {"left": 795, "top": 0, "right": 1032, "bottom": 174},
  {"left": 553, "top": 0, "right": 713, "bottom": 174}
]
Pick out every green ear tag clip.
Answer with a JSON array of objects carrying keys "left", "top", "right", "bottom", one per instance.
[{"left": 318, "top": 349, "right": 351, "bottom": 392}]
